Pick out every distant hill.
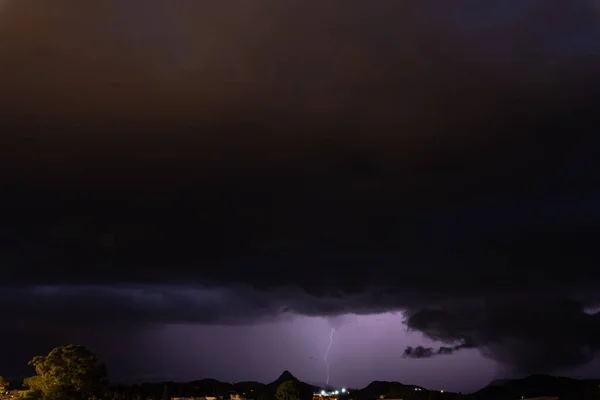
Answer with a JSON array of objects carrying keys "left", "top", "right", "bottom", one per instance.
[
  {"left": 483, "top": 379, "right": 511, "bottom": 388},
  {"left": 472, "top": 374, "right": 600, "bottom": 400},
  {"left": 234, "top": 380, "right": 266, "bottom": 395},
  {"left": 267, "top": 370, "right": 320, "bottom": 400},
  {"left": 107, "top": 371, "right": 600, "bottom": 400},
  {"left": 268, "top": 370, "right": 301, "bottom": 389},
  {"left": 189, "top": 378, "right": 236, "bottom": 396},
  {"left": 350, "top": 380, "right": 466, "bottom": 400},
  {"left": 113, "top": 371, "right": 314, "bottom": 400}
]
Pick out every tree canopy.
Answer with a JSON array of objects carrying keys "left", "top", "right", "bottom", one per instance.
[
  {"left": 0, "top": 375, "right": 9, "bottom": 389},
  {"left": 276, "top": 380, "right": 301, "bottom": 400},
  {"left": 24, "top": 344, "right": 108, "bottom": 400}
]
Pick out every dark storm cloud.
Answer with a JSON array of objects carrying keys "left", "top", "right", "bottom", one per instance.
[
  {"left": 2, "top": 0, "right": 600, "bottom": 377},
  {"left": 403, "top": 341, "right": 474, "bottom": 359},
  {"left": 403, "top": 346, "right": 436, "bottom": 359},
  {"left": 404, "top": 302, "right": 600, "bottom": 374}
]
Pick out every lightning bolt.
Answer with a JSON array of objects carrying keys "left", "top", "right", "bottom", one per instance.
[{"left": 324, "top": 327, "right": 335, "bottom": 385}]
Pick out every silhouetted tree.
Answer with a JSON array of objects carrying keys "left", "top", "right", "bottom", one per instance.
[
  {"left": 0, "top": 376, "right": 9, "bottom": 390},
  {"left": 276, "top": 381, "right": 300, "bottom": 400},
  {"left": 24, "top": 344, "right": 108, "bottom": 400}
]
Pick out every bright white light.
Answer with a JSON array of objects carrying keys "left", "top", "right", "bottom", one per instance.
[
  {"left": 321, "top": 391, "right": 325, "bottom": 395},
  {"left": 341, "top": 389, "right": 346, "bottom": 393},
  {"left": 335, "top": 391, "right": 339, "bottom": 395}
]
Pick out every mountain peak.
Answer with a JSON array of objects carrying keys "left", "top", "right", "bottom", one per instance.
[
  {"left": 270, "top": 370, "right": 298, "bottom": 386},
  {"left": 279, "top": 370, "right": 297, "bottom": 381}
]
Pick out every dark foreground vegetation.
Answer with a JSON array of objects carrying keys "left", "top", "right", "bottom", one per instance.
[{"left": 2, "top": 345, "right": 600, "bottom": 400}]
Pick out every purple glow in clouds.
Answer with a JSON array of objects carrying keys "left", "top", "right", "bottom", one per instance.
[{"left": 149, "top": 313, "right": 497, "bottom": 393}]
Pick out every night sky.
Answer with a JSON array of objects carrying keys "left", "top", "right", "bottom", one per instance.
[{"left": 2, "top": 0, "right": 600, "bottom": 394}]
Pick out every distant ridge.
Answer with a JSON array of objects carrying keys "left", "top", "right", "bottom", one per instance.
[
  {"left": 472, "top": 374, "right": 600, "bottom": 399},
  {"left": 484, "top": 379, "right": 511, "bottom": 388},
  {"left": 354, "top": 380, "right": 431, "bottom": 400},
  {"left": 107, "top": 371, "right": 600, "bottom": 400}
]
